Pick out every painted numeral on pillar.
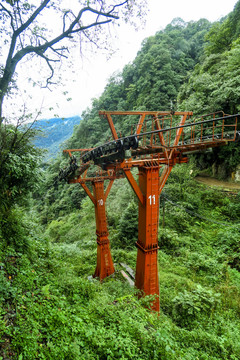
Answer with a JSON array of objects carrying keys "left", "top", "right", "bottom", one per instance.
[
  {"left": 98, "top": 199, "right": 104, "bottom": 206},
  {"left": 148, "top": 195, "right": 156, "bottom": 205}
]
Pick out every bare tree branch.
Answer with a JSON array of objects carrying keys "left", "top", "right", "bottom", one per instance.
[
  {"left": 50, "top": 46, "right": 69, "bottom": 59},
  {"left": 16, "top": 1, "right": 24, "bottom": 27},
  {"left": 2, "top": 5, "right": 119, "bottom": 96},
  {"left": 36, "top": 52, "right": 56, "bottom": 88},
  {"left": 108, "top": 1, "right": 128, "bottom": 15},
  {"left": 15, "top": 0, "right": 51, "bottom": 37},
  {"left": 82, "top": 30, "right": 101, "bottom": 49},
  {"left": 0, "top": 0, "right": 145, "bottom": 122},
  {"left": 0, "top": 4, "right": 15, "bottom": 31}
]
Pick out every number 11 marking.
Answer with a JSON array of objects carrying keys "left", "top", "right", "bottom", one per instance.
[{"left": 148, "top": 195, "right": 156, "bottom": 205}]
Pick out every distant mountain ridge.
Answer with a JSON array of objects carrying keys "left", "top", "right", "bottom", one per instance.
[{"left": 33, "top": 116, "right": 81, "bottom": 160}]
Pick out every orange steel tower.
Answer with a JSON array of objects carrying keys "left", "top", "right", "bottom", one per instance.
[
  {"left": 94, "top": 179, "right": 115, "bottom": 279},
  {"left": 97, "top": 110, "right": 239, "bottom": 311},
  {"left": 62, "top": 150, "right": 123, "bottom": 280},
  {"left": 97, "top": 111, "right": 192, "bottom": 310},
  {"left": 85, "top": 178, "right": 115, "bottom": 280},
  {"left": 134, "top": 164, "right": 161, "bottom": 311},
  {"left": 62, "top": 111, "right": 239, "bottom": 311}
]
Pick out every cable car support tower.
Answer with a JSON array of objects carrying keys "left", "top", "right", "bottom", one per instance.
[{"left": 61, "top": 110, "right": 240, "bottom": 312}]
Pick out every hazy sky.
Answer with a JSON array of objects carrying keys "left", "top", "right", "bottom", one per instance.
[{"left": 5, "top": 0, "right": 238, "bottom": 120}]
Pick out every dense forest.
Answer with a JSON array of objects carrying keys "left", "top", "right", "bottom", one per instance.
[{"left": 1, "top": 1, "right": 240, "bottom": 359}]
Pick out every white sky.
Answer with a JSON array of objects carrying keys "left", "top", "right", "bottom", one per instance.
[{"left": 5, "top": 0, "right": 238, "bottom": 120}]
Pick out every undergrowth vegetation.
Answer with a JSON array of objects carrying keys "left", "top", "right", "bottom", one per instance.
[{"left": 1, "top": 162, "right": 240, "bottom": 359}]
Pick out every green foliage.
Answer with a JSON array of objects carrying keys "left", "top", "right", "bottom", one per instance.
[
  {"left": 27, "top": 154, "right": 240, "bottom": 359},
  {"left": 205, "top": 19, "right": 232, "bottom": 55},
  {"left": 0, "top": 124, "right": 42, "bottom": 257},
  {"left": 178, "top": 1, "right": 240, "bottom": 176},
  {"left": 45, "top": 197, "right": 96, "bottom": 245},
  {"left": 0, "top": 125, "right": 41, "bottom": 212},
  {"left": 216, "top": 227, "right": 240, "bottom": 271},
  {"left": 205, "top": 0, "right": 240, "bottom": 55},
  {"left": 2, "top": 172, "right": 240, "bottom": 360},
  {"left": 33, "top": 162, "right": 86, "bottom": 224},
  {"left": 0, "top": 207, "right": 31, "bottom": 253},
  {"left": 116, "top": 200, "right": 138, "bottom": 249},
  {"left": 172, "top": 285, "right": 221, "bottom": 328}
]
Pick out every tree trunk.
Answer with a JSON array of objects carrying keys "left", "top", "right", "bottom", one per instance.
[
  {"left": 0, "top": 92, "right": 4, "bottom": 122},
  {"left": 0, "top": 70, "right": 15, "bottom": 124}
]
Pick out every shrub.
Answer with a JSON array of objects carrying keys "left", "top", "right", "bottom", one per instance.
[{"left": 172, "top": 285, "right": 221, "bottom": 328}]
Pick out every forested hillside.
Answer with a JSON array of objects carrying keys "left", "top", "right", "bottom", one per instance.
[
  {"left": 67, "top": 7, "right": 240, "bottom": 178},
  {"left": 67, "top": 17, "right": 211, "bottom": 150},
  {"left": 1, "top": 1, "right": 240, "bottom": 359}
]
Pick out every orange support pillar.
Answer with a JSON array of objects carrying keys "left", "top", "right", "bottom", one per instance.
[
  {"left": 92, "top": 180, "right": 115, "bottom": 280},
  {"left": 135, "top": 165, "right": 160, "bottom": 312}
]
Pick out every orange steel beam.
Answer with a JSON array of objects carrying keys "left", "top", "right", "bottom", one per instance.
[
  {"left": 118, "top": 155, "right": 188, "bottom": 168},
  {"left": 159, "top": 166, "right": 173, "bottom": 194},
  {"left": 99, "top": 111, "right": 193, "bottom": 116},
  {"left": 81, "top": 183, "right": 96, "bottom": 204},
  {"left": 154, "top": 118, "right": 168, "bottom": 159},
  {"left": 173, "top": 113, "right": 188, "bottom": 146},
  {"left": 104, "top": 113, "right": 119, "bottom": 140},
  {"left": 135, "top": 113, "right": 146, "bottom": 135},
  {"left": 104, "top": 179, "right": 114, "bottom": 200},
  {"left": 69, "top": 175, "right": 118, "bottom": 184},
  {"left": 122, "top": 168, "right": 144, "bottom": 205},
  {"left": 63, "top": 149, "right": 93, "bottom": 154},
  {"left": 92, "top": 180, "right": 115, "bottom": 280}
]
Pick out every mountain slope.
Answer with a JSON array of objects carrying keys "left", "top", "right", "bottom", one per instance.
[{"left": 33, "top": 116, "right": 81, "bottom": 159}]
